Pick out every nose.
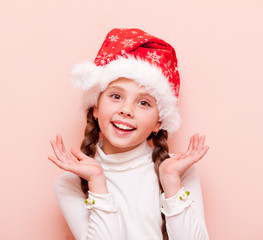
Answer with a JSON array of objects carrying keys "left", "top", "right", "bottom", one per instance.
[{"left": 119, "top": 102, "right": 134, "bottom": 118}]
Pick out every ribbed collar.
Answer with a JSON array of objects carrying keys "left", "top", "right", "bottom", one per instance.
[{"left": 95, "top": 141, "right": 153, "bottom": 172}]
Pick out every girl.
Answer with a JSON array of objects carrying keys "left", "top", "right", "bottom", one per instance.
[{"left": 49, "top": 28, "right": 210, "bottom": 240}]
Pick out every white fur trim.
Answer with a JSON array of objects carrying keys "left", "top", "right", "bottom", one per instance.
[
  {"left": 71, "top": 61, "right": 102, "bottom": 90},
  {"left": 71, "top": 57, "right": 181, "bottom": 133}
]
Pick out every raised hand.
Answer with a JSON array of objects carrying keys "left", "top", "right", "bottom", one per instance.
[
  {"left": 48, "top": 134, "right": 108, "bottom": 193},
  {"left": 159, "top": 133, "right": 209, "bottom": 198}
]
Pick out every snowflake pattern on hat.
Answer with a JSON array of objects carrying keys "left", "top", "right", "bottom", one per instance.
[
  {"left": 121, "top": 38, "right": 137, "bottom": 48},
  {"left": 71, "top": 28, "right": 181, "bottom": 133},
  {"left": 164, "top": 60, "right": 174, "bottom": 79},
  {"left": 93, "top": 28, "right": 180, "bottom": 97},
  {"left": 95, "top": 52, "right": 114, "bottom": 65},
  {"left": 109, "top": 35, "right": 119, "bottom": 42},
  {"left": 146, "top": 51, "right": 162, "bottom": 64}
]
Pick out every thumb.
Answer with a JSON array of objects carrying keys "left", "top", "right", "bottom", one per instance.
[{"left": 70, "top": 147, "right": 88, "bottom": 160}]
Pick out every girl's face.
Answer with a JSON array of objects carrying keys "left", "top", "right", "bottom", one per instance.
[{"left": 93, "top": 78, "right": 160, "bottom": 154}]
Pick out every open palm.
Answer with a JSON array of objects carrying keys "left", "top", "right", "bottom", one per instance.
[
  {"left": 159, "top": 133, "right": 209, "bottom": 179},
  {"left": 48, "top": 134, "right": 103, "bottom": 182}
]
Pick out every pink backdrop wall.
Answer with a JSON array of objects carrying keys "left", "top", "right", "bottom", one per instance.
[{"left": 1, "top": 0, "right": 262, "bottom": 239}]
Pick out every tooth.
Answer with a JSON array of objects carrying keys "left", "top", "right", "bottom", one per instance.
[{"left": 115, "top": 123, "right": 132, "bottom": 130}]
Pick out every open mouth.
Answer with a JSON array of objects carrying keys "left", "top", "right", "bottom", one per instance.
[{"left": 112, "top": 122, "right": 136, "bottom": 132}]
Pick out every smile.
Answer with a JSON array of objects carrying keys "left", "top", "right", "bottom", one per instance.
[{"left": 112, "top": 121, "right": 136, "bottom": 131}]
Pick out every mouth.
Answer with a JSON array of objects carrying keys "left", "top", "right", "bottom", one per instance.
[{"left": 111, "top": 121, "right": 136, "bottom": 132}]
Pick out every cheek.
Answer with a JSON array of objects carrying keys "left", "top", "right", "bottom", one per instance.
[
  {"left": 97, "top": 102, "right": 117, "bottom": 121},
  {"left": 137, "top": 110, "right": 159, "bottom": 127}
]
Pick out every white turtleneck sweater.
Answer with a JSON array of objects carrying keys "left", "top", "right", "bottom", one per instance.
[{"left": 54, "top": 141, "right": 209, "bottom": 240}]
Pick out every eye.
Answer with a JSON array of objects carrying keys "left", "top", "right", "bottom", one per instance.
[
  {"left": 139, "top": 100, "right": 150, "bottom": 107},
  {"left": 110, "top": 93, "right": 122, "bottom": 100}
]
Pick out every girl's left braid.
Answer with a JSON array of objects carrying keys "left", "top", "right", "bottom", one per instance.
[
  {"left": 80, "top": 107, "right": 100, "bottom": 197},
  {"left": 149, "top": 130, "right": 170, "bottom": 240}
]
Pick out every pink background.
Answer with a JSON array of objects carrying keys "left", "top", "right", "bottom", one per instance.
[{"left": 1, "top": 0, "right": 262, "bottom": 239}]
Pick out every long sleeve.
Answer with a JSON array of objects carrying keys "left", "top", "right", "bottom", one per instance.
[
  {"left": 54, "top": 172, "right": 123, "bottom": 240},
  {"left": 160, "top": 165, "right": 209, "bottom": 240}
]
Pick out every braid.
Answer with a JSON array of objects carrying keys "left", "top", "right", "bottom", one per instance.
[
  {"left": 149, "top": 130, "right": 170, "bottom": 240},
  {"left": 80, "top": 107, "right": 100, "bottom": 196},
  {"left": 79, "top": 110, "right": 169, "bottom": 239}
]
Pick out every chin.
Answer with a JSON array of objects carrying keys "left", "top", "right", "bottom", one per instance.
[{"left": 103, "top": 137, "right": 144, "bottom": 154}]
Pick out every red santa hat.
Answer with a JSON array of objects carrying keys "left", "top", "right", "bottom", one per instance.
[{"left": 71, "top": 28, "right": 181, "bottom": 133}]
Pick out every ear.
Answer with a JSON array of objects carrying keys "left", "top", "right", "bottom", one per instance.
[
  {"left": 93, "top": 106, "right": 98, "bottom": 119},
  {"left": 153, "top": 121, "right": 161, "bottom": 133}
]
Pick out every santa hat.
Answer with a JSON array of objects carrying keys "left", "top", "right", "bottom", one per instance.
[{"left": 71, "top": 28, "right": 181, "bottom": 133}]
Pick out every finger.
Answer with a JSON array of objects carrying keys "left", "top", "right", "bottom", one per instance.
[
  {"left": 56, "top": 135, "right": 75, "bottom": 160},
  {"left": 56, "top": 134, "right": 63, "bottom": 152},
  {"left": 56, "top": 135, "right": 68, "bottom": 158},
  {"left": 171, "top": 152, "right": 183, "bottom": 160},
  {"left": 191, "top": 133, "right": 199, "bottom": 153},
  {"left": 48, "top": 155, "right": 79, "bottom": 173},
  {"left": 70, "top": 147, "right": 89, "bottom": 160},
  {"left": 57, "top": 134, "right": 66, "bottom": 152},
  {"left": 182, "top": 146, "right": 209, "bottom": 169},
  {"left": 177, "top": 152, "right": 184, "bottom": 160},
  {"left": 193, "top": 146, "right": 209, "bottom": 162},
  {"left": 50, "top": 139, "right": 64, "bottom": 160},
  {"left": 48, "top": 155, "right": 66, "bottom": 169},
  {"left": 197, "top": 135, "right": 206, "bottom": 152},
  {"left": 184, "top": 136, "right": 193, "bottom": 155}
]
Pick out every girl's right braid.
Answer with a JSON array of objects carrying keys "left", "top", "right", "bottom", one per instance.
[
  {"left": 80, "top": 107, "right": 100, "bottom": 197},
  {"left": 151, "top": 130, "right": 170, "bottom": 240},
  {"left": 79, "top": 111, "right": 171, "bottom": 239}
]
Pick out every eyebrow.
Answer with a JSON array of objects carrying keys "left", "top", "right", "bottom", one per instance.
[
  {"left": 106, "top": 86, "right": 156, "bottom": 100},
  {"left": 106, "top": 86, "right": 124, "bottom": 92}
]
